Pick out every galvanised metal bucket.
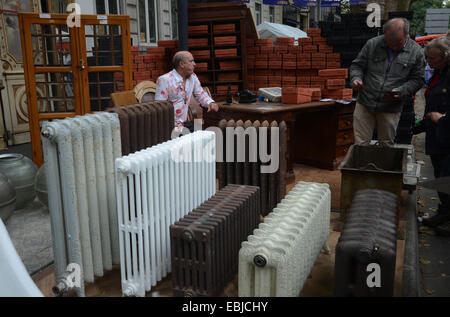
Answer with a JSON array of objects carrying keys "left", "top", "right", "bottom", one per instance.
[
  {"left": 0, "top": 173, "right": 16, "bottom": 222},
  {"left": 0, "top": 154, "right": 37, "bottom": 210}
]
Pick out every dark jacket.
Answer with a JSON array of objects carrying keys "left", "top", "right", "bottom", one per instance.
[
  {"left": 437, "top": 112, "right": 450, "bottom": 177},
  {"left": 437, "top": 112, "right": 450, "bottom": 150},
  {"left": 350, "top": 35, "right": 425, "bottom": 113},
  {"left": 425, "top": 66, "right": 450, "bottom": 155}
]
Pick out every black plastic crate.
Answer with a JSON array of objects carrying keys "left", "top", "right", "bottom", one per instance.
[
  {"left": 327, "top": 35, "right": 351, "bottom": 45},
  {"left": 388, "top": 11, "right": 414, "bottom": 21}
]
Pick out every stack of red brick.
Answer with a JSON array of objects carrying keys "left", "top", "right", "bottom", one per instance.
[
  {"left": 247, "top": 28, "right": 352, "bottom": 103},
  {"left": 282, "top": 87, "right": 322, "bottom": 104},
  {"left": 131, "top": 40, "right": 178, "bottom": 86}
]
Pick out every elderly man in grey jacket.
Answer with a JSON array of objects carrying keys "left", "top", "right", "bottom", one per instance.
[{"left": 350, "top": 18, "right": 425, "bottom": 146}]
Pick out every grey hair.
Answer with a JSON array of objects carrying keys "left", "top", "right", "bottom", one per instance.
[
  {"left": 172, "top": 52, "right": 187, "bottom": 70},
  {"left": 383, "top": 18, "right": 410, "bottom": 36},
  {"left": 425, "top": 35, "right": 450, "bottom": 63}
]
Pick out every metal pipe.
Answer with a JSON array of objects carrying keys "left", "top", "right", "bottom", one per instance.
[
  {"left": 85, "top": 115, "right": 113, "bottom": 272},
  {"left": 73, "top": 117, "right": 103, "bottom": 277},
  {"left": 99, "top": 113, "right": 121, "bottom": 265},
  {"left": 43, "top": 123, "right": 83, "bottom": 297},
  {"left": 55, "top": 121, "right": 85, "bottom": 297},
  {"left": 177, "top": 0, "right": 188, "bottom": 51},
  {"left": 68, "top": 119, "right": 94, "bottom": 283},
  {"left": 41, "top": 123, "right": 69, "bottom": 294}
]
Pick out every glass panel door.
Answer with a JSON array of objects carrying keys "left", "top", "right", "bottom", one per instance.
[
  {"left": 19, "top": 13, "right": 132, "bottom": 166},
  {"left": 79, "top": 17, "right": 131, "bottom": 112}
]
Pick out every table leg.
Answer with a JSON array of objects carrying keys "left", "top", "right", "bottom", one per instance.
[{"left": 285, "top": 119, "right": 295, "bottom": 184}]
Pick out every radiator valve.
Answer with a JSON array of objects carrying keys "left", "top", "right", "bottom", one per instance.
[
  {"left": 52, "top": 280, "right": 68, "bottom": 296},
  {"left": 253, "top": 255, "right": 267, "bottom": 267},
  {"left": 123, "top": 285, "right": 137, "bottom": 297},
  {"left": 41, "top": 126, "right": 56, "bottom": 141},
  {"left": 183, "top": 229, "right": 194, "bottom": 241}
]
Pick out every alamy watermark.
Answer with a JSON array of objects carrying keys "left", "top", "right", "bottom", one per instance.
[
  {"left": 366, "top": 3, "right": 381, "bottom": 28},
  {"left": 170, "top": 119, "right": 280, "bottom": 174},
  {"left": 66, "top": 3, "right": 81, "bottom": 28},
  {"left": 366, "top": 263, "right": 381, "bottom": 288},
  {"left": 65, "top": 263, "right": 81, "bottom": 289}
]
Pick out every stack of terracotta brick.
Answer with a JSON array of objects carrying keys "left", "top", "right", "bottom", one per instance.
[
  {"left": 130, "top": 40, "right": 178, "bottom": 86},
  {"left": 320, "top": 69, "right": 353, "bottom": 99},
  {"left": 281, "top": 87, "right": 322, "bottom": 104},
  {"left": 246, "top": 28, "right": 352, "bottom": 103}
]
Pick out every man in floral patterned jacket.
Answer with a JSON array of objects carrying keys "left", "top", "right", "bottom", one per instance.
[{"left": 156, "top": 51, "right": 219, "bottom": 132}]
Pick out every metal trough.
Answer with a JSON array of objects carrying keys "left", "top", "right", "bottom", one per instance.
[{"left": 338, "top": 145, "right": 407, "bottom": 222}]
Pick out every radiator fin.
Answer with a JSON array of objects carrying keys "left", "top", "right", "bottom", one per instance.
[
  {"left": 42, "top": 113, "right": 122, "bottom": 297},
  {"left": 115, "top": 131, "right": 216, "bottom": 297},
  {"left": 334, "top": 189, "right": 398, "bottom": 297},
  {"left": 218, "top": 119, "right": 287, "bottom": 216},
  {"left": 109, "top": 101, "right": 175, "bottom": 156},
  {"left": 170, "top": 184, "right": 261, "bottom": 297},
  {"left": 238, "top": 181, "right": 331, "bottom": 297}
]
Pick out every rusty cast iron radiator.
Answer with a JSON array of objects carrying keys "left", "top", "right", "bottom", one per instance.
[
  {"left": 109, "top": 101, "right": 174, "bottom": 155},
  {"left": 170, "top": 184, "right": 261, "bottom": 297},
  {"left": 238, "top": 181, "right": 331, "bottom": 297},
  {"left": 41, "top": 113, "right": 122, "bottom": 297},
  {"left": 115, "top": 131, "right": 216, "bottom": 297},
  {"left": 334, "top": 189, "right": 398, "bottom": 297},
  {"left": 217, "top": 119, "right": 287, "bottom": 216}
]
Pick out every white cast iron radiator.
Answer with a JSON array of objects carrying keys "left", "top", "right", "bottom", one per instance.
[
  {"left": 115, "top": 131, "right": 216, "bottom": 297},
  {"left": 41, "top": 113, "right": 122, "bottom": 297},
  {"left": 238, "top": 181, "right": 331, "bottom": 297}
]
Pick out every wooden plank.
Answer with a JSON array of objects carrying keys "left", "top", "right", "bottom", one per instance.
[
  {"left": 38, "top": 113, "right": 77, "bottom": 120},
  {"left": 19, "top": 13, "right": 43, "bottom": 166},
  {"left": 34, "top": 66, "right": 74, "bottom": 73}
]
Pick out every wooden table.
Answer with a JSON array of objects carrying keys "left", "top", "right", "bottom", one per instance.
[{"left": 203, "top": 100, "right": 356, "bottom": 173}]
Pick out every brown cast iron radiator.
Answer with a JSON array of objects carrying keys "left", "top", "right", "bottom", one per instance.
[
  {"left": 334, "top": 189, "right": 398, "bottom": 297},
  {"left": 109, "top": 100, "right": 174, "bottom": 155},
  {"left": 217, "top": 119, "right": 287, "bottom": 216},
  {"left": 170, "top": 184, "right": 261, "bottom": 297}
]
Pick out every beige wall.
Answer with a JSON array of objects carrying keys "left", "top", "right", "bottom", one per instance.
[
  {"left": 125, "top": 0, "right": 173, "bottom": 47},
  {"left": 247, "top": 0, "right": 283, "bottom": 25},
  {"left": 0, "top": 0, "right": 41, "bottom": 148}
]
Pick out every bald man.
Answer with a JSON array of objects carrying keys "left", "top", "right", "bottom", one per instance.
[
  {"left": 155, "top": 51, "right": 219, "bottom": 132},
  {"left": 350, "top": 18, "right": 425, "bottom": 146}
]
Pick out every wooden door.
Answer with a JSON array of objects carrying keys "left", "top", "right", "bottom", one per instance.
[
  {"left": 78, "top": 15, "right": 132, "bottom": 112},
  {"left": 18, "top": 13, "right": 132, "bottom": 166}
]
